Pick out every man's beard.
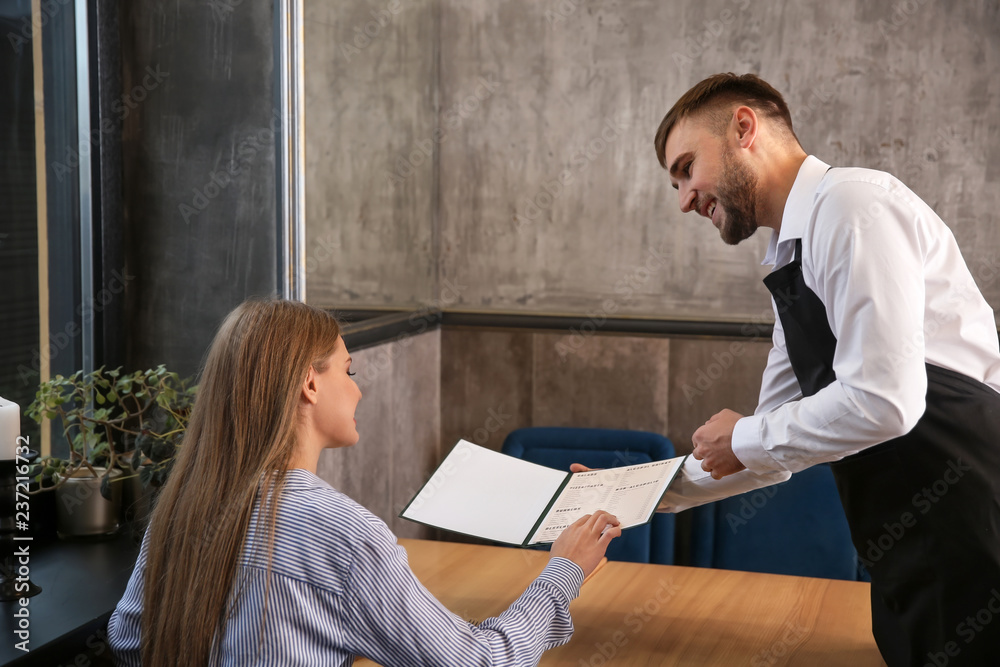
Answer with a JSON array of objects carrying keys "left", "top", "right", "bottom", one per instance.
[{"left": 715, "top": 146, "right": 761, "bottom": 245}]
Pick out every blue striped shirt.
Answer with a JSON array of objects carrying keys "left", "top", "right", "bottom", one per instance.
[{"left": 108, "top": 469, "right": 584, "bottom": 666}]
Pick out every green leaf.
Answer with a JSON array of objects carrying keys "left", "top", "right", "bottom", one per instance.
[{"left": 139, "top": 465, "right": 154, "bottom": 487}]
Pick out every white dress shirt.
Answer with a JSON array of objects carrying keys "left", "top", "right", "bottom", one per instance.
[{"left": 660, "top": 155, "right": 1000, "bottom": 513}]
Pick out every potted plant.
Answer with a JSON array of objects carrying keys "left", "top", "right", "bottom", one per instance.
[{"left": 26, "top": 366, "right": 196, "bottom": 539}]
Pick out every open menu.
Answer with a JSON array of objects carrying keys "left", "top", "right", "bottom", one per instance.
[{"left": 399, "top": 440, "right": 687, "bottom": 546}]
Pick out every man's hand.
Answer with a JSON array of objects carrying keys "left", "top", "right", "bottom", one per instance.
[
  {"left": 691, "top": 409, "right": 747, "bottom": 480},
  {"left": 550, "top": 510, "right": 621, "bottom": 578}
]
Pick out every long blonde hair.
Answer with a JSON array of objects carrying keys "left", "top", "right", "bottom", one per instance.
[{"left": 140, "top": 299, "right": 341, "bottom": 666}]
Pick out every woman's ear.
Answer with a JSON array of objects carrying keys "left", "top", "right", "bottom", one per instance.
[{"left": 300, "top": 365, "right": 320, "bottom": 406}]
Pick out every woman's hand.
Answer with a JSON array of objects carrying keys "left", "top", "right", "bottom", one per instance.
[{"left": 549, "top": 510, "right": 621, "bottom": 578}]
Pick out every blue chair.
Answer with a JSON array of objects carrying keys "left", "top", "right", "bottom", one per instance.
[
  {"left": 687, "top": 463, "right": 865, "bottom": 581},
  {"left": 501, "top": 427, "right": 676, "bottom": 565}
]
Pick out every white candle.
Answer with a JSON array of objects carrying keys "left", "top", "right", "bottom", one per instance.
[{"left": 0, "top": 397, "right": 20, "bottom": 461}]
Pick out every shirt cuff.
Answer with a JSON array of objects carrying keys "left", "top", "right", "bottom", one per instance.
[
  {"left": 732, "top": 414, "right": 783, "bottom": 473},
  {"left": 537, "top": 557, "right": 585, "bottom": 602}
]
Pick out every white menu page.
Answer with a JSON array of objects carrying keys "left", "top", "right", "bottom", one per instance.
[
  {"left": 400, "top": 440, "right": 686, "bottom": 546},
  {"left": 400, "top": 440, "right": 568, "bottom": 545},
  {"left": 527, "top": 458, "right": 686, "bottom": 544}
]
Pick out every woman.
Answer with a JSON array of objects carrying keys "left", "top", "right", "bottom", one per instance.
[{"left": 108, "top": 299, "right": 620, "bottom": 666}]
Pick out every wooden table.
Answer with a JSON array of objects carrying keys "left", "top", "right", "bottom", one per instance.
[{"left": 356, "top": 539, "right": 885, "bottom": 666}]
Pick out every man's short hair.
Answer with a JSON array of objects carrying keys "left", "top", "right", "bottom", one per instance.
[{"left": 654, "top": 73, "right": 799, "bottom": 168}]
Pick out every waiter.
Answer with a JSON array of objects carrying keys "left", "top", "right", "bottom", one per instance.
[{"left": 654, "top": 73, "right": 1000, "bottom": 665}]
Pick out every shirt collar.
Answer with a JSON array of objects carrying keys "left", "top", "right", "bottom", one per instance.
[{"left": 761, "top": 155, "right": 831, "bottom": 266}]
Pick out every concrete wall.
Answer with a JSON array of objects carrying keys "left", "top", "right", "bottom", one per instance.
[
  {"left": 305, "top": 0, "right": 1000, "bottom": 323},
  {"left": 304, "top": 0, "right": 438, "bottom": 308},
  {"left": 440, "top": 327, "right": 771, "bottom": 456}
]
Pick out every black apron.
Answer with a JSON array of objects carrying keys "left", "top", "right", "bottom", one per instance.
[{"left": 763, "top": 238, "right": 1000, "bottom": 666}]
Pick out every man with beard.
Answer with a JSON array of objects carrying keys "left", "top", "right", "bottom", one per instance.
[{"left": 651, "top": 73, "right": 1000, "bottom": 665}]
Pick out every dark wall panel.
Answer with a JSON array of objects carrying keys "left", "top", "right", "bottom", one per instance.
[
  {"left": 0, "top": 0, "right": 40, "bottom": 443},
  {"left": 120, "top": 0, "right": 278, "bottom": 377}
]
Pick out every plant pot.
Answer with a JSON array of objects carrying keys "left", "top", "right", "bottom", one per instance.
[{"left": 55, "top": 467, "right": 122, "bottom": 539}]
